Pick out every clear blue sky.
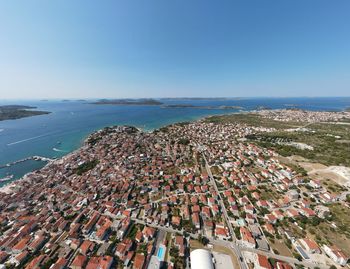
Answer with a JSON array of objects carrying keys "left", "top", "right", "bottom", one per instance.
[{"left": 0, "top": 0, "right": 349, "bottom": 98}]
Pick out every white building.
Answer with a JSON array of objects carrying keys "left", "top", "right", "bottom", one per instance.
[
  {"left": 190, "top": 249, "right": 214, "bottom": 269},
  {"left": 322, "top": 245, "right": 349, "bottom": 266}
]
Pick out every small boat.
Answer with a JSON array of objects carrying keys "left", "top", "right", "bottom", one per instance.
[
  {"left": 57, "top": 141, "right": 62, "bottom": 145},
  {"left": 0, "top": 174, "right": 14, "bottom": 182}
]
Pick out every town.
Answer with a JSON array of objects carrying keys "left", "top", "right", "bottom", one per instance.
[{"left": 0, "top": 111, "right": 349, "bottom": 269}]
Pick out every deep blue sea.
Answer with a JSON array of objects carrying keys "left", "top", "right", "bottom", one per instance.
[{"left": 1, "top": 97, "right": 350, "bottom": 186}]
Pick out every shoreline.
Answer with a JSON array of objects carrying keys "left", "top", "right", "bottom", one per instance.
[
  {"left": 1, "top": 107, "right": 349, "bottom": 193},
  {"left": 0, "top": 111, "right": 235, "bottom": 193}
]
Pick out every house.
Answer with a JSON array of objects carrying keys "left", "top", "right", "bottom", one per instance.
[
  {"left": 255, "top": 254, "right": 272, "bottom": 269},
  {"left": 71, "top": 255, "right": 87, "bottom": 269},
  {"left": 299, "top": 238, "right": 320, "bottom": 254},
  {"left": 272, "top": 210, "right": 284, "bottom": 220},
  {"left": 263, "top": 224, "right": 275, "bottom": 234},
  {"left": 215, "top": 227, "right": 230, "bottom": 240},
  {"left": 0, "top": 251, "right": 9, "bottom": 264},
  {"left": 286, "top": 208, "right": 299, "bottom": 218},
  {"left": 192, "top": 213, "right": 200, "bottom": 229},
  {"left": 174, "top": 236, "right": 185, "bottom": 257},
  {"left": 249, "top": 224, "right": 262, "bottom": 238},
  {"left": 51, "top": 258, "right": 68, "bottom": 269},
  {"left": 86, "top": 256, "right": 113, "bottom": 269},
  {"left": 202, "top": 206, "right": 211, "bottom": 219},
  {"left": 28, "top": 235, "right": 47, "bottom": 252},
  {"left": 309, "top": 180, "right": 321, "bottom": 189},
  {"left": 79, "top": 240, "right": 95, "bottom": 255},
  {"left": 142, "top": 226, "right": 156, "bottom": 242},
  {"left": 322, "top": 245, "right": 349, "bottom": 266},
  {"left": 25, "top": 254, "right": 46, "bottom": 269},
  {"left": 314, "top": 205, "right": 331, "bottom": 219},
  {"left": 14, "top": 250, "right": 29, "bottom": 266},
  {"left": 264, "top": 214, "right": 277, "bottom": 224},
  {"left": 244, "top": 204, "right": 255, "bottom": 214},
  {"left": 171, "top": 216, "right": 181, "bottom": 227},
  {"left": 12, "top": 236, "right": 31, "bottom": 253},
  {"left": 257, "top": 200, "right": 269, "bottom": 208},
  {"left": 240, "top": 227, "right": 255, "bottom": 248},
  {"left": 133, "top": 253, "right": 146, "bottom": 269},
  {"left": 299, "top": 207, "right": 316, "bottom": 217}
]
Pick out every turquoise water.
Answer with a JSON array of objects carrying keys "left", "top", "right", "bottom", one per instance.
[
  {"left": 157, "top": 245, "right": 165, "bottom": 260},
  {"left": 1, "top": 97, "right": 350, "bottom": 186}
]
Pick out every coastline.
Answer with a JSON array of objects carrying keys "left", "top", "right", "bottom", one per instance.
[
  {"left": 0, "top": 111, "right": 237, "bottom": 193},
  {"left": 1, "top": 106, "right": 349, "bottom": 193},
  {"left": 0, "top": 142, "right": 89, "bottom": 194}
]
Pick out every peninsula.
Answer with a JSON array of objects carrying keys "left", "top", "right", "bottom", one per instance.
[{"left": 0, "top": 105, "right": 50, "bottom": 121}]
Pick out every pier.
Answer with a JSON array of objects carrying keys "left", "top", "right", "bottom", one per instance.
[{"left": 0, "top": 156, "right": 55, "bottom": 169}]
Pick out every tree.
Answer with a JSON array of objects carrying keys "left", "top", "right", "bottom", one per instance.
[{"left": 199, "top": 236, "right": 209, "bottom": 246}]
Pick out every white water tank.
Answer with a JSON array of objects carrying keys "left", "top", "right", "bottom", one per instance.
[{"left": 190, "top": 249, "right": 214, "bottom": 269}]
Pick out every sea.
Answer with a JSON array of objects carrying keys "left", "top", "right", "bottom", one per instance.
[{"left": 1, "top": 97, "right": 350, "bottom": 187}]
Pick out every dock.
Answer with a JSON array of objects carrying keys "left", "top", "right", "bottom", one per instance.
[{"left": 0, "top": 156, "right": 55, "bottom": 169}]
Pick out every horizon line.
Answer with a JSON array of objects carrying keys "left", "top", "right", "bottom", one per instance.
[{"left": 1, "top": 96, "right": 350, "bottom": 101}]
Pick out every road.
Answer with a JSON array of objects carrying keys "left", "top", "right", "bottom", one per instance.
[
  {"left": 199, "top": 146, "right": 331, "bottom": 269},
  {"left": 133, "top": 216, "right": 331, "bottom": 269},
  {"left": 202, "top": 152, "right": 248, "bottom": 269}
]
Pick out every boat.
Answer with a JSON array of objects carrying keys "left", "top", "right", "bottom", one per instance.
[{"left": 0, "top": 174, "right": 14, "bottom": 182}]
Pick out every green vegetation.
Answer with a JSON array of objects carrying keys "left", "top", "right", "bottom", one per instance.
[
  {"left": 178, "top": 138, "right": 190, "bottom": 145},
  {"left": 75, "top": 159, "right": 99, "bottom": 175},
  {"left": 169, "top": 246, "right": 185, "bottom": 269},
  {"left": 328, "top": 203, "right": 350, "bottom": 237},
  {"left": 205, "top": 112, "right": 350, "bottom": 166},
  {"left": 250, "top": 123, "right": 350, "bottom": 167},
  {"left": 205, "top": 113, "right": 303, "bottom": 129},
  {"left": 0, "top": 105, "right": 50, "bottom": 121},
  {"left": 198, "top": 235, "right": 209, "bottom": 246},
  {"left": 87, "top": 136, "right": 102, "bottom": 146}
]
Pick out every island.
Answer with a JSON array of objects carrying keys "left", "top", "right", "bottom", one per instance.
[
  {"left": 91, "top": 98, "right": 163, "bottom": 105},
  {"left": 162, "top": 104, "right": 243, "bottom": 109},
  {"left": 0, "top": 105, "right": 50, "bottom": 121},
  {"left": 160, "top": 97, "right": 242, "bottom": 101}
]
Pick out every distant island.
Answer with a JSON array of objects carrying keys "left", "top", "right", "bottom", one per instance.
[
  {"left": 255, "top": 106, "right": 272, "bottom": 110},
  {"left": 0, "top": 105, "right": 50, "bottom": 121},
  {"left": 91, "top": 99, "right": 163, "bottom": 105},
  {"left": 162, "top": 104, "right": 243, "bottom": 110},
  {"left": 160, "top": 97, "right": 242, "bottom": 101}
]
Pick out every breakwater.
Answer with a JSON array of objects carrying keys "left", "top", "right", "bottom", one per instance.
[{"left": 0, "top": 156, "right": 54, "bottom": 169}]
